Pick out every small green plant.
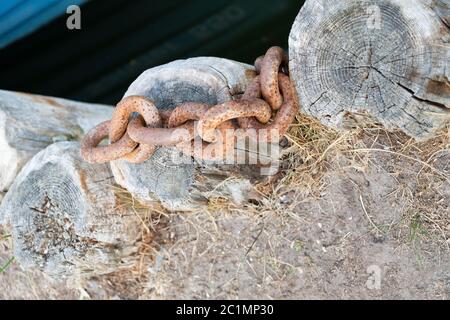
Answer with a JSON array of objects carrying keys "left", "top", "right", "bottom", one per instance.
[
  {"left": 0, "top": 234, "right": 14, "bottom": 273},
  {"left": 408, "top": 214, "right": 429, "bottom": 244},
  {"left": 1, "top": 234, "right": 11, "bottom": 240},
  {"left": 0, "top": 257, "right": 14, "bottom": 273},
  {"left": 293, "top": 240, "right": 303, "bottom": 253}
]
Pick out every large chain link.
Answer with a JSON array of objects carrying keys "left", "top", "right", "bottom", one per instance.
[{"left": 81, "top": 46, "right": 299, "bottom": 164}]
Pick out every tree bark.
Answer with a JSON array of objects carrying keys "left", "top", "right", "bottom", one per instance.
[
  {"left": 289, "top": 0, "right": 449, "bottom": 139},
  {"left": 0, "top": 142, "right": 141, "bottom": 276},
  {"left": 0, "top": 90, "right": 112, "bottom": 191},
  {"left": 111, "top": 57, "right": 264, "bottom": 211}
]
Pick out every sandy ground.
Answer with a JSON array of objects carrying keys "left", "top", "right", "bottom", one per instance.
[{"left": 1, "top": 120, "right": 449, "bottom": 299}]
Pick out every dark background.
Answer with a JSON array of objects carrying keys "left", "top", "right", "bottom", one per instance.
[{"left": 0, "top": 0, "right": 303, "bottom": 105}]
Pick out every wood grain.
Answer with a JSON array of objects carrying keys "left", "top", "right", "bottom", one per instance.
[{"left": 289, "top": 0, "right": 449, "bottom": 139}]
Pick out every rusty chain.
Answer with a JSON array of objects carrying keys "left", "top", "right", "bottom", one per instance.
[{"left": 81, "top": 46, "right": 299, "bottom": 164}]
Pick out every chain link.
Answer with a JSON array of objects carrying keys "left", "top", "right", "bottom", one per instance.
[{"left": 81, "top": 46, "right": 299, "bottom": 164}]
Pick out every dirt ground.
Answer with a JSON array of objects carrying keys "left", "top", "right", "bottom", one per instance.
[{"left": 1, "top": 116, "right": 449, "bottom": 299}]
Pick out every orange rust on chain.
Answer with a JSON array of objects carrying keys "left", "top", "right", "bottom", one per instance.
[
  {"left": 80, "top": 120, "right": 138, "bottom": 164},
  {"left": 109, "top": 95, "right": 161, "bottom": 141},
  {"left": 167, "top": 102, "right": 209, "bottom": 128},
  {"left": 237, "top": 74, "right": 299, "bottom": 142},
  {"left": 260, "top": 46, "right": 289, "bottom": 110},
  {"left": 128, "top": 121, "right": 195, "bottom": 146},
  {"left": 197, "top": 99, "right": 272, "bottom": 143},
  {"left": 80, "top": 46, "right": 299, "bottom": 165},
  {"left": 122, "top": 117, "right": 158, "bottom": 163},
  {"left": 109, "top": 95, "right": 162, "bottom": 163},
  {"left": 237, "top": 76, "right": 262, "bottom": 129},
  {"left": 128, "top": 102, "right": 210, "bottom": 146}
]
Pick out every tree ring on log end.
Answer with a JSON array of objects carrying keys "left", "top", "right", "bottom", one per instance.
[
  {"left": 0, "top": 142, "right": 140, "bottom": 276},
  {"left": 289, "top": 0, "right": 450, "bottom": 139}
]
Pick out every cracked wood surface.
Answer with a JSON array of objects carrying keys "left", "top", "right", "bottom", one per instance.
[
  {"left": 289, "top": 0, "right": 450, "bottom": 139},
  {"left": 0, "top": 90, "right": 113, "bottom": 192},
  {"left": 0, "top": 142, "right": 141, "bottom": 276}
]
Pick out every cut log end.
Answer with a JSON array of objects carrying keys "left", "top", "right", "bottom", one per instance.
[
  {"left": 289, "top": 0, "right": 450, "bottom": 139},
  {"left": 111, "top": 147, "right": 200, "bottom": 211},
  {"left": 0, "top": 142, "right": 141, "bottom": 276}
]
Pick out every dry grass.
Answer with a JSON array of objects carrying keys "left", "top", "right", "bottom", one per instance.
[
  {"left": 358, "top": 125, "right": 449, "bottom": 248},
  {"left": 0, "top": 226, "right": 14, "bottom": 274},
  {"left": 281, "top": 113, "right": 359, "bottom": 194},
  {"left": 195, "top": 113, "right": 450, "bottom": 250},
  {"left": 75, "top": 185, "right": 174, "bottom": 296},
  {"left": 113, "top": 113, "right": 449, "bottom": 250},
  {"left": 281, "top": 114, "right": 450, "bottom": 248}
]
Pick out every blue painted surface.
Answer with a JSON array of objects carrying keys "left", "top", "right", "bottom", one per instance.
[{"left": 0, "top": 0, "right": 86, "bottom": 48}]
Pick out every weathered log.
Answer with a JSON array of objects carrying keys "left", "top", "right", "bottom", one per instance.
[
  {"left": 0, "top": 90, "right": 113, "bottom": 192},
  {"left": 429, "top": 0, "right": 450, "bottom": 27},
  {"left": 110, "top": 57, "right": 265, "bottom": 211},
  {"left": 0, "top": 142, "right": 141, "bottom": 276},
  {"left": 289, "top": 0, "right": 450, "bottom": 139}
]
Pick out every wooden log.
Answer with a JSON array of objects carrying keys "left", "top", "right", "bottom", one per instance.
[
  {"left": 0, "top": 142, "right": 141, "bottom": 276},
  {"left": 110, "top": 57, "right": 265, "bottom": 211},
  {"left": 429, "top": 0, "right": 450, "bottom": 27},
  {"left": 289, "top": 0, "right": 450, "bottom": 139},
  {"left": 0, "top": 90, "right": 113, "bottom": 192}
]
